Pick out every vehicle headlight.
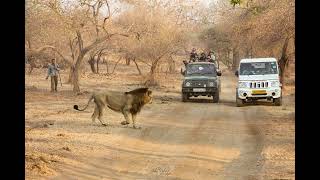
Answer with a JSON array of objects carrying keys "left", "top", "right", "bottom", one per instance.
[
  {"left": 209, "top": 82, "right": 215, "bottom": 87},
  {"left": 238, "top": 82, "right": 248, "bottom": 88},
  {"left": 185, "top": 81, "right": 191, "bottom": 87},
  {"left": 270, "top": 81, "right": 280, "bottom": 87}
]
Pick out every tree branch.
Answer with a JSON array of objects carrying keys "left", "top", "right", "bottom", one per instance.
[
  {"left": 83, "top": 33, "right": 129, "bottom": 54},
  {"left": 76, "top": 31, "right": 84, "bottom": 52},
  {"left": 108, "top": 56, "right": 122, "bottom": 75},
  {"left": 31, "top": 45, "right": 73, "bottom": 66}
]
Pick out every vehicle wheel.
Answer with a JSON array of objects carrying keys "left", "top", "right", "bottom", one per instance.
[
  {"left": 236, "top": 91, "right": 244, "bottom": 107},
  {"left": 213, "top": 91, "right": 219, "bottom": 103},
  {"left": 182, "top": 93, "right": 189, "bottom": 102},
  {"left": 273, "top": 97, "right": 282, "bottom": 106},
  {"left": 236, "top": 97, "right": 245, "bottom": 107}
]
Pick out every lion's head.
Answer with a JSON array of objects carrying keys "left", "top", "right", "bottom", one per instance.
[
  {"left": 125, "top": 88, "right": 153, "bottom": 114},
  {"left": 143, "top": 90, "right": 153, "bottom": 104}
]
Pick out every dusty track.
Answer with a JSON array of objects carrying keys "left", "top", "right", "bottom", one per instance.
[{"left": 25, "top": 64, "right": 295, "bottom": 180}]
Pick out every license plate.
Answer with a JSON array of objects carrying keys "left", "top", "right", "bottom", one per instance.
[
  {"left": 252, "top": 90, "right": 266, "bottom": 94},
  {"left": 193, "top": 88, "right": 206, "bottom": 92}
]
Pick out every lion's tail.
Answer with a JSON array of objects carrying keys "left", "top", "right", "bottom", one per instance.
[{"left": 74, "top": 95, "right": 94, "bottom": 111}]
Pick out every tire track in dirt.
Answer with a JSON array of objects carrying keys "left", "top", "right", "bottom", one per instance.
[
  {"left": 213, "top": 67, "right": 266, "bottom": 179},
  {"left": 216, "top": 107, "right": 265, "bottom": 180},
  {"left": 121, "top": 103, "right": 202, "bottom": 179}
]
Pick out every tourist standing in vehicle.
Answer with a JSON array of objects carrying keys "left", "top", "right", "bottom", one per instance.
[
  {"left": 199, "top": 52, "right": 207, "bottom": 62},
  {"left": 208, "top": 50, "right": 218, "bottom": 67},
  {"left": 189, "top": 48, "right": 198, "bottom": 62}
]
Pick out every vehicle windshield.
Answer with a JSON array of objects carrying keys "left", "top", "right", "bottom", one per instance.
[
  {"left": 186, "top": 64, "right": 216, "bottom": 76},
  {"left": 240, "top": 62, "right": 278, "bottom": 75}
]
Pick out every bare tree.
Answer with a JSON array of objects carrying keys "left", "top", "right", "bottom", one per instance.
[
  {"left": 203, "top": 0, "right": 294, "bottom": 78},
  {"left": 43, "top": 0, "right": 128, "bottom": 93},
  {"left": 117, "top": 2, "right": 187, "bottom": 85}
]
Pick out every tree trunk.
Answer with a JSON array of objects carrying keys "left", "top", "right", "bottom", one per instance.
[
  {"left": 232, "top": 47, "right": 240, "bottom": 70},
  {"left": 110, "top": 57, "right": 122, "bottom": 74},
  {"left": 72, "top": 53, "right": 85, "bottom": 93},
  {"left": 245, "top": 47, "right": 250, "bottom": 58},
  {"left": 244, "top": 46, "right": 253, "bottom": 58},
  {"left": 96, "top": 51, "right": 104, "bottom": 74},
  {"left": 125, "top": 57, "right": 131, "bottom": 65},
  {"left": 96, "top": 58, "right": 100, "bottom": 74},
  {"left": 88, "top": 57, "right": 96, "bottom": 73},
  {"left": 227, "top": 49, "right": 230, "bottom": 60},
  {"left": 146, "top": 62, "right": 159, "bottom": 86},
  {"left": 222, "top": 49, "right": 228, "bottom": 66},
  {"left": 67, "top": 66, "right": 74, "bottom": 84},
  {"left": 105, "top": 59, "right": 109, "bottom": 73},
  {"left": 150, "top": 63, "right": 158, "bottom": 75},
  {"left": 278, "top": 37, "right": 290, "bottom": 84},
  {"left": 168, "top": 56, "right": 175, "bottom": 73},
  {"left": 132, "top": 58, "right": 142, "bottom": 75},
  {"left": 217, "top": 49, "right": 227, "bottom": 68},
  {"left": 72, "top": 67, "right": 80, "bottom": 93}
]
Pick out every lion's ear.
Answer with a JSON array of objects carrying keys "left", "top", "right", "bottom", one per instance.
[{"left": 148, "top": 90, "right": 152, "bottom": 95}]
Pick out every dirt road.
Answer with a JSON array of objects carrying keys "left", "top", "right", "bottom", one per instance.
[{"left": 25, "top": 64, "right": 295, "bottom": 180}]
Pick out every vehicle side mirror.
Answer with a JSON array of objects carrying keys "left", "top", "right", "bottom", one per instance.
[
  {"left": 217, "top": 70, "right": 222, "bottom": 76},
  {"left": 235, "top": 70, "right": 239, "bottom": 77}
]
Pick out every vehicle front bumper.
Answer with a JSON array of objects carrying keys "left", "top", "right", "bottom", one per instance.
[
  {"left": 182, "top": 87, "right": 217, "bottom": 96},
  {"left": 237, "top": 87, "right": 281, "bottom": 100}
]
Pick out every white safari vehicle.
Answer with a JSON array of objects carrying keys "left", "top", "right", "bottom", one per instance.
[{"left": 235, "top": 58, "right": 282, "bottom": 106}]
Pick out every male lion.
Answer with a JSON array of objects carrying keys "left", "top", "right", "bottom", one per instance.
[{"left": 73, "top": 88, "right": 152, "bottom": 129}]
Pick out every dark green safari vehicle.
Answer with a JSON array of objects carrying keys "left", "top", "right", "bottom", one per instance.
[{"left": 180, "top": 62, "right": 221, "bottom": 103}]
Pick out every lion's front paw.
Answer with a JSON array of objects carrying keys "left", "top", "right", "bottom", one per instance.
[{"left": 121, "top": 121, "right": 130, "bottom": 125}]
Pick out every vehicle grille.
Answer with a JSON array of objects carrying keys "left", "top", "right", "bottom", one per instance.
[
  {"left": 189, "top": 80, "right": 207, "bottom": 87},
  {"left": 249, "top": 82, "right": 269, "bottom": 89}
]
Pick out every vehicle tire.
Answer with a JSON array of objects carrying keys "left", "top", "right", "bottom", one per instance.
[
  {"left": 213, "top": 91, "right": 219, "bottom": 103},
  {"left": 273, "top": 97, "right": 282, "bottom": 106},
  {"left": 236, "top": 97, "right": 245, "bottom": 107},
  {"left": 182, "top": 93, "right": 189, "bottom": 102},
  {"left": 236, "top": 91, "right": 244, "bottom": 107}
]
